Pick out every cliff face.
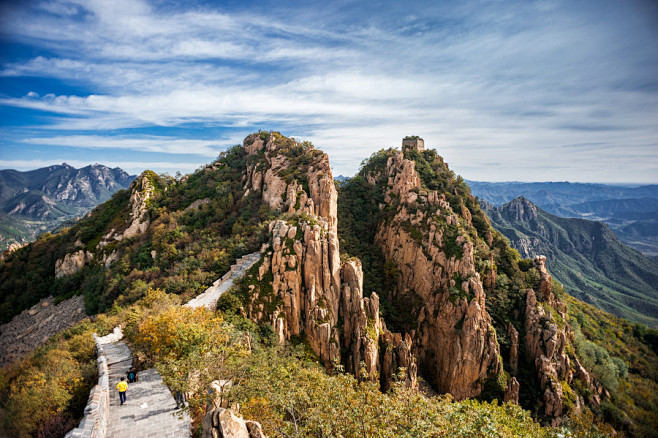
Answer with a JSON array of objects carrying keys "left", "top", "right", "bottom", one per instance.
[
  {"left": 237, "top": 134, "right": 595, "bottom": 413},
  {"left": 237, "top": 133, "right": 416, "bottom": 388},
  {"left": 522, "top": 255, "right": 608, "bottom": 425},
  {"left": 99, "top": 172, "right": 155, "bottom": 244},
  {"left": 373, "top": 150, "right": 500, "bottom": 400},
  {"left": 54, "top": 171, "right": 156, "bottom": 277},
  {"left": 334, "top": 139, "right": 613, "bottom": 424}
]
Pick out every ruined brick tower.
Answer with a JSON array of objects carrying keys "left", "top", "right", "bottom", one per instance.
[{"left": 402, "top": 136, "right": 424, "bottom": 151}]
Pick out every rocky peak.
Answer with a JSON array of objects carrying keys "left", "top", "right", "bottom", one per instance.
[
  {"left": 107, "top": 171, "right": 155, "bottom": 241},
  {"left": 523, "top": 255, "right": 605, "bottom": 424},
  {"left": 233, "top": 133, "right": 607, "bottom": 421},
  {"left": 54, "top": 171, "right": 155, "bottom": 276},
  {"left": 236, "top": 132, "right": 416, "bottom": 389},
  {"left": 373, "top": 142, "right": 501, "bottom": 400},
  {"left": 242, "top": 132, "right": 337, "bottom": 232},
  {"left": 500, "top": 196, "right": 538, "bottom": 222}
]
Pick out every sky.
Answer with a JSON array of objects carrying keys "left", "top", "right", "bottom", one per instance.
[{"left": 0, "top": 0, "right": 657, "bottom": 183}]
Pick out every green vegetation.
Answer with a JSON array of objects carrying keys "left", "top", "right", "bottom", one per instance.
[
  {"left": 567, "top": 296, "right": 658, "bottom": 437},
  {"left": 0, "top": 315, "right": 118, "bottom": 437},
  {"left": 0, "top": 144, "right": 277, "bottom": 323},
  {"left": 114, "top": 290, "right": 561, "bottom": 437},
  {"left": 483, "top": 197, "right": 658, "bottom": 327}
]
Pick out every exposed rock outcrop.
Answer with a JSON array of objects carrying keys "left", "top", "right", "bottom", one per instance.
[
  {"left": 507, "top": 323, "right": 519, "bottom": 375},
  {"left": 53, "top": 172, "right": 155, "bottom": 277},
  {"left": 521, "top": 256, "right": 595, "bottom": 425},
  {"left": 525, "top": 287, "right": 567, "bottom": 423},
  {"left": 203, "top": 407, "right": 265, "bottom": 438},
  {"left": 249, "top": 217, "right": 416, "bottom": 389},
  {"left": 243, "top": 133, "right": 338, "bottom": 232},
  {"left": 374, "top": 150, "right": 500, "bottom": 400},
  {"left": 239, "top": 133, "right": 415, "bottom": 389},
  {"left": 55, "top": 250, "right": 94, "bottom": 278},
  {"left": 0, "top": 242, "right": 27, "bottom": 260},
  {"left": 99, "top": 172, "right": 155, "bottom": 246},
  {"left": 504, "top": 377, "right": 520, "bottom": 404},
  {"left": 0, "top": 295, "right": 86, "bottom": 367}
]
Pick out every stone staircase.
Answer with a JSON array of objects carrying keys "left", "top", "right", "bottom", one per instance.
[
  {"left": 186, "top": 251, "right": 261, "bottom": 309},
  {"left": 66, "top": 251, "right": 262, "bottom": 438},
  {"left": 104, "top": 342, "right": 189, "bottom": 438}
]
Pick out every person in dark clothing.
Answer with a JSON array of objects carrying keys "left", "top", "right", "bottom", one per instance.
[
  {"left": 174, "top": 390, "right": 187, "bottom": 409},
  {"left": 127, "top": 367, "right": 137, "bottom": 383}
]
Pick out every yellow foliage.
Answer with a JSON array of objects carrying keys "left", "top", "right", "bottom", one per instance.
[
  {"left": 134, "top": 305, "right": 226, "bottom": 361},
  {"left": 0, "top": 319, "right": 100, "bottom": 437},
  {"left": 1, "top": 347, "right": 87, "bottom": 437}
]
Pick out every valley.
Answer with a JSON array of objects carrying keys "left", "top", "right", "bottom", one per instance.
[{"left": 468, "top": 181, "right": 658, "bottom": 258}]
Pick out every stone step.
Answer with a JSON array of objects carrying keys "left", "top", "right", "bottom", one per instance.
[
  {"left": 70, "top": 250, "right": 263, "bottom": 437},
  {"left": 186, "top": 251, "right": 261, "bottom": 310},
  {"left": 105, "top": 344, "right": 190, "bottom": 438}
]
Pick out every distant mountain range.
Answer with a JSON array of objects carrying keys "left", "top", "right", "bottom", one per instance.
[
  {"left": 0, "top": 163, "right": 135, "bottom": 251},
  {"left": 481, "top": 196, "right": 658, "bottom": 327},
  {"left": 468, "top": 181, "right": 658, "bottom": 257}
]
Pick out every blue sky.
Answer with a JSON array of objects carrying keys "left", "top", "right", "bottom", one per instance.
[{"left": 1, "top": 0, "right": 657, "bottom": 183}]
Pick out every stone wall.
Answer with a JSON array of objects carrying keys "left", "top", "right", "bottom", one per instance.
[
  {"left": 185, "top": 252, "right": 261, "bottom": 310},
  {"left": 64, "top": 334, "right": 111, "bottom": 438}
]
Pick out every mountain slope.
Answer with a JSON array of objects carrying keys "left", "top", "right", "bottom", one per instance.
[
  {"left": 468, "top": 181, "right": 658, "bottom": 257},
  {"left": 481, "top": 197, "right": 658, "bottom": 327},
  {"left": 0, "top": 164, "right": 135, "bottom": 251},
  {"left": 1, "top": 133, "right": 657, "bottom": 436}
]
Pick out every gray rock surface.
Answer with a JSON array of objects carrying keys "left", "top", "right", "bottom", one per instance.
[{"left": 0, "top": 295, "right": 86, "bottom": 367}]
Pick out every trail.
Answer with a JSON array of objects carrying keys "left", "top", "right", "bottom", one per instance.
[{"left": 67, "top": 251, "right": 262, "bottom": 438}]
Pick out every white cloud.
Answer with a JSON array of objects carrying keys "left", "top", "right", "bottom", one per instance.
[
  {"left": 20, "top": 135, "right": 224, "bottom": 156},
  {"left": 1, "top": 0, "right": 657, "bottom": 183}
]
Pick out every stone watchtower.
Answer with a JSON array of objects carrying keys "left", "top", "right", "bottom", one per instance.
[{"left": 402, "top": 136, "right": 424, "bottom": 152}]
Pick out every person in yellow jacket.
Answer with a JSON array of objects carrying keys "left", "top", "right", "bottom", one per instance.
[{"left": 116, "top": 377, "right": 128, "bottom": 405}]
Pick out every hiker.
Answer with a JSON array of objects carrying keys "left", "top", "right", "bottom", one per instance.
[
  {"left": 174, "top": 390, "right": 187, "bottom": 409},
  {"left": 127, "top": 367, "right": 137, "bottom": 383},
  {"left": 116, "top": 377, "right": 128, "bottom": 405}
]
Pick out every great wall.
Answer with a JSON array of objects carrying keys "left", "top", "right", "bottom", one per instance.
[{"left": 0, "top": 251, "right": 262, "bottom": 438}]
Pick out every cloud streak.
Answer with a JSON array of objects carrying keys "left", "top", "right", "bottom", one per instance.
[
  {"left": 1, "top": 0, "right": 657, "bottom": 183},
  {"left": 20, "top": 135, "right": 223, "bottom": 156}
]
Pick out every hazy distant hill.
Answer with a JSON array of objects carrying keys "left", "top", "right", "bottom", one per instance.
[
  {"left": 468, "top": 181, "right": 658, "bottom": 257},
  {"left": 0, "top": 163, "right": 135, "bottom": 251},
  {"left": 481, "top": 196, "right": 658, "bottom": 327}
]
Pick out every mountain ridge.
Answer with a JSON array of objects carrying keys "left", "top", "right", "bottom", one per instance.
[
  {"left": 0, "top": 163, "right": 135, "bottom": 251},
  {"left": 482, "top": 196, "right": 658, "bottom": 327},
  {"left": 1, "top": 133, "right": 657, "bottom": 437},
  {"left": 468, "top": 180, "right": 658, "bottom": 257}
]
